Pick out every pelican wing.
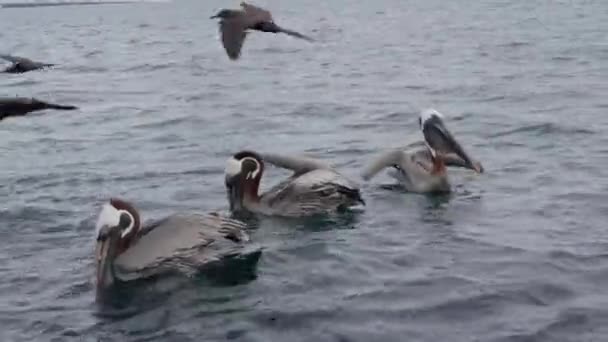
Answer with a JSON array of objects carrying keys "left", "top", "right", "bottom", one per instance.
[
  {"left": 292, "top": 168, "right": 359, "bottom": 190},
  {"left": 277, "top": 26, "right": 314, "bottom": 42},
  {"left": 261, "top": 152, "right": 331, "bottom": 176},
  {"left": 219, "top": 19, "right": 248, "bottom": 60},
  {"left": 0, "top": 55, "right": 28, "bottom": 63},
  {"left": 240, "top": 2, "right": 273, "bottom": 22},
  {"left": 114, "top": 213, "right": 251, "bottom": 280},
  {"left": 262, "top": 169, "right": 363, "bottom": 216},
  {"left": 0, "top": 97, "right": 32, "bottom": 104},
  {"left": 0, "top": 97, "right": 36, "bottom": 119}
]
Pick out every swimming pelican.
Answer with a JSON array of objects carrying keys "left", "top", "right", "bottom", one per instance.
[
  {"left": 361, "top": 109, "right": 483, "bottom": 193},
  {"left": 224, "top": 150, "right": 365, "bottom": 217},
  {"left": 94, "top": 198, "right": 260, "bottom": 300}
]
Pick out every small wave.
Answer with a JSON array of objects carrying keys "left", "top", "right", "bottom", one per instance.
[
  {"left": 0, "top": 0, "right": 170, "bottom": 8},
  {"left": 500, "top": 308, "right": 608, "bottom": 342},
  {"left": 551, "top": 55, "right": 577, "bottom": 62},
  {"left": 340, "top": 122, "right": 380, "bottom": 130},
  {"left": 548, "top": 249, "right": 608, "bottom": 268},
  {"left": 0, "top": 205, "right": 72, "bottom": 223},
  {"left": 108, "top": 168, "right": 218, "bottom": 183},
  {"left": 398, "top": 84, "right": 425, "bottom": 91},
  {"left": 478, "top": 95, "right": 506, "bottom": 103},
  {"left": 120, "top": 62, "right": 179, "bottom": 73},
  {"left": 497, "top": 41, "right": 532, "bottom": 48},
  {"left": 488, "top": 122, "right": 594, "bottom": 138},
  {"left": 132, "top": 116, "right": 192, "bottom": 130},
  {"left": 2, "top": 79, "right": 39, "bottom": 87}
]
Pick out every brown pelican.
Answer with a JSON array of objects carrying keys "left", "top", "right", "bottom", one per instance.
[
  {"left": 1, "top": 55, "right": 54, "bottom": 74},
  {"left": 94, "top": 198, "right": 260, "bottom": 300},
  {"left": 210, "top": 2, "right": 314, "bottom": 60},
  {"left": 0, "top": 97, "right": 77, "bottom": 121},
  {"left": 224, "top": 150, "right": 365, "bottom": 217},
  {"left": 361, "top": 109, "right": 483, "bottom": 193}
]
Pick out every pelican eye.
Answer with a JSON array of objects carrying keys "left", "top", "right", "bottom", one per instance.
[
  {"left": 119, "top": 212, "right": 132, "bottom": 230},
  {"left": 118, "top": 211, "right": 135, "bottom": 238}
]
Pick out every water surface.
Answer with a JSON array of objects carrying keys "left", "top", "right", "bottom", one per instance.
[{"left": 1, "top": 0, "right": 608, "bottom": 341}]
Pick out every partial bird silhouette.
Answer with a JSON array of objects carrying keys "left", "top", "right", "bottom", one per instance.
[
  {"left": 0, "top": 97, "right": 77, "bottom": 121},
  {"left": 1, "top": 55, "right": 54, "bottom": 74},
  {"left": 210, "top": 2, "right": 314, "bottom": 60}
]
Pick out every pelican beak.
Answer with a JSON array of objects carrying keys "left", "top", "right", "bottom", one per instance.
[
  {"left": 225, "top": 156, "right": 246, "bottom": 212},
  {"left": 94, "top": 225, "right": 119, "bottom": 299},
  {"left": 422, "top": 115, "right": 481, "bottom": 173},
  {"left": 210, "top": 10, "right": 223, "bottom": 19},
  {"left": 225, "top": 174, "right": 244, "bottom": 212}
]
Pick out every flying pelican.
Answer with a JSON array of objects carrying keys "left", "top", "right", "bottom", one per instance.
[{"left": 210, "top": 2, "right": 314, "bottom": 60}]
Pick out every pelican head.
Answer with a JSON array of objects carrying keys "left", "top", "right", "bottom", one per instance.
[
  {"left": 224, "top": 151, "right": 264, "bottom": 212},
  {"left": 94, "top": 198, "right": 140, "bottom": 299},
  {"left": 419, "top": 109, "right": 481, "bottom": 173},
  {"left": 210, "top": 9, "right": 238, "bottom": 19}
]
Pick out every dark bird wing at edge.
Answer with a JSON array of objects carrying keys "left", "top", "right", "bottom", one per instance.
[
  {"left": 219, "top": 19, "right": 248, "bottom": 60},
  {"left": 0, "top": 55, "right": 28, "bottom": 63},
  {"left": 44, "top": 103, "right": 78, "bottom": 110}
]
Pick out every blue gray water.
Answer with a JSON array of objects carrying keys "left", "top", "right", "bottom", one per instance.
[{"left": 1, "top": 0, "right": 608, "bottom": 341}]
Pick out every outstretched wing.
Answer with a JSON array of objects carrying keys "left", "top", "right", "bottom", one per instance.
[
  {"left": 276, "top": 26, "right": 314, "bottom": 42},
  {"left": 261, "top": 152, "right": 331, "bottom": 176},
  {"left": 219, "top": 19, "right": 248, "bottom": 60}
]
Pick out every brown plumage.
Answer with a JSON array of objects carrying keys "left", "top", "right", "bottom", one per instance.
[
  {"left": 361, "top": 109, "right": 483, "bottom": 194},
  {"left": 93, "top": 198, "right": 261, "bottom": 301},
  {"left": 210, "top": 2, "right": 314, "bottom": 60},
  {"left": 224, "top": 150, "right": 365, "bottom": 218}
]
